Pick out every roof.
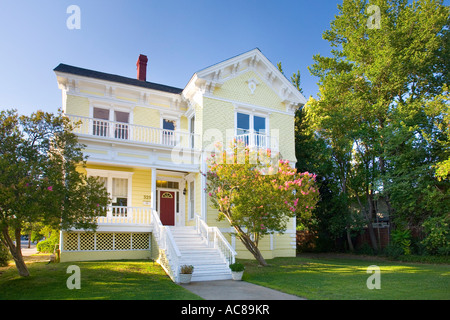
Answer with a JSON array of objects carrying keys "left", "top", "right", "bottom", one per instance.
[{"left": 53, "top": 63, "right": 183, "bottom": 94}]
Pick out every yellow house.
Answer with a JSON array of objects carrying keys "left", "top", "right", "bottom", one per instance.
[{"left": 54, "top": 48, "right": 307, "bottom": 282}]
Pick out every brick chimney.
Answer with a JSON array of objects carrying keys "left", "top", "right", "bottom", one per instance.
[{"left": 136, "top": 54, "right": 148, "bottom": 81}]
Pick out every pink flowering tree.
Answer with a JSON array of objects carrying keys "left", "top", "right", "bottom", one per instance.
[{"left": 205, "top": 140, "right": 319, "bottom": 266}]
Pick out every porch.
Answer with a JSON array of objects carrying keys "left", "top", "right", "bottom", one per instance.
[{"left": 60, "top": 208, "right": 236, "bottom": 282}]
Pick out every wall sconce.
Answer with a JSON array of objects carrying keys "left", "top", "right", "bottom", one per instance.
[{"left": 183, "top": 188, "right": 186, "bottom": 195}]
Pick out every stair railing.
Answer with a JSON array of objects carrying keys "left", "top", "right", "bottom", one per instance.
[
  {"left": 151, "top": 209, "right": 181, "bottom": 282},
  {"left": 195, "top": 214, "right": 236, "bottom": 265}
]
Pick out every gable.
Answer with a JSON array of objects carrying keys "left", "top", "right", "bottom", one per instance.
[
  {"left": 182, "top": 48, "right": 307, "bottom": 114},
  {"left": 212, "top": 70, "right": 286, "bottom": 112}
]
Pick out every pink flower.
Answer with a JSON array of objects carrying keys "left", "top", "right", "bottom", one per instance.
[
  {"left": 47, "top": 186, "right": 53, "bottom": 191},
  {"left": 294, "top": 198, "right": 299, "bottom": 207},
  {"left": 208, "top": 192, "right": 212, "bottom": 197}
]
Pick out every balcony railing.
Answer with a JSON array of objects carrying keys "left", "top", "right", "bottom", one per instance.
[
  {"left": 67, "top": 114, "right": 199, "bottom": 149},
  {"left": 97, "top": 206, "right": 152, "bottom": 225},
  {"left": 234, "top": 132, "right": 279, "bottom": 151}
]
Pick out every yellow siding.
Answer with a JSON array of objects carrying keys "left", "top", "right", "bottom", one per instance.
[
  {"left": 133, "top": 107, "right": 160, "bottom": 128},
  {"left": 213, "top": 70, "right": 285, "bottom": 112},
  {"left": 270, "top": 112, "right": 296, "bottom": 162},
  {"left": 202, "top": 97, "right": 234, "bottom": 150},
  {"left": 131, "top": 169, "right": 152, "bottom": 208},
  {"left": 66, "top": 94, "right": 90, "bottom": 117}
]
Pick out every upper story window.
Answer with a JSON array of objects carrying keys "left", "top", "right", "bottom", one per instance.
[
  {"left": 236, "top": 112, "right": 267, "bottom": 135},
  {"left": 236, "top": 111, "right": 269, "bottom": 149},
  {"left": 92, "top": 107, "right": 130, "bottom": 140}
]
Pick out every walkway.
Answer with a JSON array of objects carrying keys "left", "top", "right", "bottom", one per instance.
[{"left": 180, "top": 280, "right": 305, "bottom": 300}]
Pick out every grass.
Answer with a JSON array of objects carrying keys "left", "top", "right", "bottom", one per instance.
[
  {"left": 240, "top": 254, "right": 450, "bottom": 300},
  {"left": 0, "top": 257, "right": 202, "bottom": 300},
  {"left": 1, "top": 253, "right": 448, "bottom": 300}
]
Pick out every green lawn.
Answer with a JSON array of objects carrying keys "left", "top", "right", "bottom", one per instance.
[
  {"left": 240, "top": 254, "right": 450, "bottom": 300},
  {"left": 0, "top": 259, "right": 201, "bottom": 300},
  {"left": 1, "top": 254, "right": 448, "bottom": 300}
]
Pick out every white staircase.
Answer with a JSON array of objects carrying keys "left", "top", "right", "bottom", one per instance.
[{"left": 170, "top": 226, "right": 233, "bottom": 281}]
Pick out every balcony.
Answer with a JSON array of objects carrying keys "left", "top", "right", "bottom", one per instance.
[
  {"left": 234, "top": 132, "right": 279, "bottom": 151},
  {"left": 67, "top": 114, "right": 198, "bottom": 149}
]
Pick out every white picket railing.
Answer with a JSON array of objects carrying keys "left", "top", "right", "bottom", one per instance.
[
  {"left": 67, "top": 114, "right": 198, "bottom": 149},
  {"left": 97, "top": 206, "right": 151, "bottom": 225},
  {"left": 151, "top": 209, "right": 182, "bottom": 283},
  {"left": 234, "top": 132, "right": 279, "bottom": 151},
  {"left": 195, "top": 214, "right": 236, "bottom": 265}
]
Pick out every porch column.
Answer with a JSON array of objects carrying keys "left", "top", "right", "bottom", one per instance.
[
  {"left": 151, "top": 167, "right": 157, "bottom": 210},
  {"left": 201, "top": 156, "right": 207, "bottom": 221}
]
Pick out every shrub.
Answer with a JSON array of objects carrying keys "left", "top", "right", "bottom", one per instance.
[
  {"left": 180, "top": 265, "right": 194, "bottom": 274},
  {"left": 229, "top": 263, "right": 245, "bottom": 272},
  {"left": 0, "top": 241, "right": 11, "bottom": 267},
  {"left": 37, "top": 231, "right": 59, "bottom": 253},
  {"left": 421, "top": 216, "right": 450, "bottom": 255},
  {"left": 391, "top": 229, "right": 412, "bottom": 255}
]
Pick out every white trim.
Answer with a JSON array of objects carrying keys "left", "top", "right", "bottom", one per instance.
[
  {"left": 86, "top": 168, "right": 133, "bottom": 205},
  {"left": 205, "top": 93, "right": 294, "bottom": 116}
]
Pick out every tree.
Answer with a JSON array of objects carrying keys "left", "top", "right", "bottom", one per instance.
[
  {"left": 0, "top": 109, "right": 109, "bottom": 276},
  {"left": 307, "top": 0, "right": 449, "bottom": 251},
  {"left": 205, "top": 140, "right": 319, "bottom": 266}
]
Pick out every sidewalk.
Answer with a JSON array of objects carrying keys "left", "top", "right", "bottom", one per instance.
[
  {"left": 180, "top": 280, "right": 305, "bottom": 300},
  {"left": 20, "top": 242, "right": 38, "bottom": 256}
]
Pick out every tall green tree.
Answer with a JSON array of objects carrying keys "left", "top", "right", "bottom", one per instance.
[
  {"left": 307, "top": 0, "right": 449, "bottom": 251},
  {"left": 0, "top": 109, "right": 109, "bottom": 276}
]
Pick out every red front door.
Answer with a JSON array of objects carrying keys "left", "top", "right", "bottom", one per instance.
[{"left": 160, "top": 191, "right": 175, "bottom": 226}]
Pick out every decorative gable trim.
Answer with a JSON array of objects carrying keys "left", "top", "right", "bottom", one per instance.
[{"left": 182, "top": 48, "right": 307, "bottom": 110}]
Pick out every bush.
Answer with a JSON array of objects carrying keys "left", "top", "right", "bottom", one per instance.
[
  {"left": 0, "top": 241, "right": 11, "bottom": 267},
  {"left": 229, "top": 263, "right": 245, "bottom": 272},
  {"left": 421, "top": 216, "right": 450, "bottom": 255},
  {"left": 36, "top": 231, "right": 59, "bottom": 253},
  {"left": 391, "top": 229, "right": 412, "bottom": 255},
  {"left": 180, "top": 265, "right": 194, "bottom": 274}
]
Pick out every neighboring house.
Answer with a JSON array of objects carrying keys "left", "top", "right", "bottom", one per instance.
[{"left": 54, "top": 48, "right": 307, "bottom": 282}]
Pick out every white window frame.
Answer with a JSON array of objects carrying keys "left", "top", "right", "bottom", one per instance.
[
  {"left": 234, "top": 108, "right": 269, "bottom": 137},
  {"left": 86, "top": 169, "right": 133, "bottom": 205}
]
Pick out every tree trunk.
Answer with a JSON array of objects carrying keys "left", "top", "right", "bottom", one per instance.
[
  {"left": 233, "top": 225, "right": 268, "bottom": 266},
  {"left": 366, "top": 193, "right": 379, "bottom": 253},
  {"left": 1, "top": 227, "right": 30, "bottom": 277},
  {"left": 346, "top": 229, "right": 354, "bottom": 252}
]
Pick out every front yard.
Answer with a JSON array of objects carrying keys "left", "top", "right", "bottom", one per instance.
[
  {"left": 241, "top": 254, "right": 450, "bottom": 300},
  {"left": 0, "top": 254, "right": 448, "bottom": 300}
]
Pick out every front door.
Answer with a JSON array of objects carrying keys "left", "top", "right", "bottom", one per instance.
[{"left": 159, "top": 191, "right": 175, "bottom": 226}]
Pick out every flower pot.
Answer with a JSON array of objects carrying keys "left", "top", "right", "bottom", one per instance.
[
  {"left": 179, "top": 273, "right": 193, "bottom": 284},
  {"left": 231, "top": 271, "right": 244, "bottom": 281}
]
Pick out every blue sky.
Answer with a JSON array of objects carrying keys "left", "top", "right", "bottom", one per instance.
[
  {"left": 0, "top": 0, "right": 340, "bottom": 115},
  {"left": 1, "top": 1, "right": 445, "bottom": 116}
]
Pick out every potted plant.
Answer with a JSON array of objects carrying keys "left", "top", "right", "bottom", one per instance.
[
  {"left": 229, "top": 262, "right": 245, "bottom": 280},
  {"left": 179, "top": 265, "right": 194, "bottom": 284}
]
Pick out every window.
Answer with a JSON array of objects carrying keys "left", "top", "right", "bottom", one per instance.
[
  {"left": 162, "top": 119, "right": 176, "bottom": 145},
  {"left": 87, "top": 170, "right": 133, "bottom": 217},
  {"left": 93, "top": 107, "right": 109, "bottom": 137},
  {"left": 92, "top": 107, "right": 129, "bottom": 140},
  {"left": 236, "top": 112, "right": 267, "bottom": 147},
  {"left": 189, "top": 181, "right": 195, "bottom": 220}
]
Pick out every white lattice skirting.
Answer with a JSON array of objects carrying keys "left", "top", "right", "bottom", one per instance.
[{"left": 62, "top": 232, "right": 151, "bottom": 252}]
